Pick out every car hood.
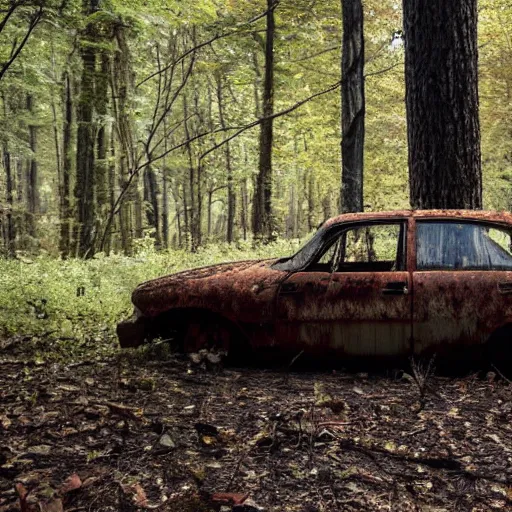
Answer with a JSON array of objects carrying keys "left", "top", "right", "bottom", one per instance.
[{"left": 132, "top": 258, "right": 284, "bottom": 317}]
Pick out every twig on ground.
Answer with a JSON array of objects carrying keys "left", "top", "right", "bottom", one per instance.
[
  {"left": 492, "top": 364, "right": 512, "bottom": 385},
  {"left": 410, "top": 355, "right": 436, "bottom": 412}
]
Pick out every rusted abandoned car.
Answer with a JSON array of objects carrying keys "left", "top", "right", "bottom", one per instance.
[{"left": 117, "top": 210, "right": 512, "bottom": 367}]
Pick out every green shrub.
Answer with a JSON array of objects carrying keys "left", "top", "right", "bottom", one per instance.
[{"left": 0, "top": 239, "right": 304, "bottom": 344}]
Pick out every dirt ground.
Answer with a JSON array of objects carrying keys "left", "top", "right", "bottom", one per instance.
[{"left": 1, "top": 338, "right": 512, "bottom": 512}]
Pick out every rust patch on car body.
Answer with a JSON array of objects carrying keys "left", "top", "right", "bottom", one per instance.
[
  {"left": 123, "top": 259, "right": 289, "bottom": 349},
  {"left": 132, "top": 259, "right": 286, "bottom": 322}
]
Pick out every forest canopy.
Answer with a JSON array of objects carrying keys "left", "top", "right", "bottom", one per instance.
[{"left": 0, "top": 0, "right": 511, "bottom": 257}]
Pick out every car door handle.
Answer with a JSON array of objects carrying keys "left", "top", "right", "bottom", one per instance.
[
  {"left": 382, "top": 281, "right": 409, "bottom": 295},
  {"left": 281, "top": 282, "right": 300, "bottom": 294},
  {"left": 498, "top": 282, "right": 512, "bottom": 294}
]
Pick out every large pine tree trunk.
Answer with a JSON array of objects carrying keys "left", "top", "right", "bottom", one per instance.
[
  {"left": 403, "top": 0, "right": 482, "bottom": 209},
  {"left": 340, "top": 0, "right": 365, "bottom": 213},
  {"left": 252, "top": 0, "right": 276, "bottom": 241}
]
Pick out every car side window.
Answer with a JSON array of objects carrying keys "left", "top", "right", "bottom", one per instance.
[
  {"left": 416, "top": 221, "right": 512, "bottom": 270},
  {"left": 336, "top": 224, "right": 404, "bottom": 272},
  {"left": 306, "top": 223, "right": 405, "bottom": 272}
]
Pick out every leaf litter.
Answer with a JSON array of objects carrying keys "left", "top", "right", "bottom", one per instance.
[{"left": 1, "top": 343, "right": 512, "bottom": 511}]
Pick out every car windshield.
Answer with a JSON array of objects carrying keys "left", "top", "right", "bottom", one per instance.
[{"left": 272, "top": 226, "right": 335, "bottom": 271}]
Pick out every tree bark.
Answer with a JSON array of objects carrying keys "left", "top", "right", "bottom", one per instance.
[
  {"left": 106, "top": 125, "right": 116, "bottom": 254},
  {"left": 182, "top": 178, "right": 189, "bottom": 249},
  {"left": 241, "top": 177, "right": 248, "bottom": 241},
  {"left": 183, "top": 92, "right": 198, "bottom": 250},
  {"left": 26, "top": 94, "right": 39, "bottom": 238},
  {"left": 307, "top": 171, "right": 315, "bottom": 231},
  {"left": 162, "top": 120, "right": 169, "bottom": 249},
  {"left": 403, "top": 0, "right": 482, "bottom": 209},
  {"left": 341, "top": 0, "right": 365, "bottom": 213},
  {"left": 60, "top": 72, "right": 73, "bottom": 257},
  {"left": 74, "top": 0, "right": 99, "bottom": 257},
  {"left": 216, "top": 74, "right": 236, "bottom": 243},
  {"left": 143, "top": 162, "right": 161, "bottom": 247},
  {"left": 252, "top": 0, "right": 276, "bottom": 241},
  {"left": 111, "top": 21, "right": 137, "bottom": 254},
  {"left": 3, "top": 145, "right": 15, "bottom": 256},
  {"left": 162, "top": 168, "right": 169, "bottom": 249},
  {"left": 95, "top": 51, "right": 110, "bottom": 242}
]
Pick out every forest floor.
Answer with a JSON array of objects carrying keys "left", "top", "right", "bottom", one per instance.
[{"left": 1, "top": 335, "right": 512, "bottom": 512}]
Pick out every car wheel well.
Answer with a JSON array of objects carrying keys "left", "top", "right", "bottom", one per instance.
[
  {"left": 486, "top": 323, "right": 512, "bottom": 372},
  {"left": 152, "top": 308, "right": 249, "bottom": 357},
  {"left": 487, "top": 323, "right": 512, "bottom": 344}
]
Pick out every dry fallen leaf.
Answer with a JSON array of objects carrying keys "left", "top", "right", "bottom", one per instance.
[
  {"left": 59, "top": 473, "right": 82, "bottom": 494},
  {"left": 104, "top": 402, "right": 144, "bottom": 421},
  {"left": 40, "top": 498, "right": 63, "bottom": 512},
  {"left": 122, "top": 483, "right": 148, "bottom": 508}
]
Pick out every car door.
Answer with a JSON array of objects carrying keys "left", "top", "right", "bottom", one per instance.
[
  {"left": 275, "top": 220, "right": 412, "bottom": 358},
  {"left": 412, "top": 219, "right": 512, "bottom": 358}
]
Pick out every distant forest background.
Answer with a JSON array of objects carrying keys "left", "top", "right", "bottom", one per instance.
[{"left": 0, "top": 0, "right": 510, "bottom": 258}]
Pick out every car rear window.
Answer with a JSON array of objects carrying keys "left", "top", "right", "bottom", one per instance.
[{"left": 416, "top": 221, "right": 512, "bottom": 270}]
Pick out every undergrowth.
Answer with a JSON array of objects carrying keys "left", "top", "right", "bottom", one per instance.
[{"left": 0, "top": 239, "right": 302, "bottom": 360}]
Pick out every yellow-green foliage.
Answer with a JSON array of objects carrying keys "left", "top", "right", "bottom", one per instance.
[{"left": 0, "top": 239, "right": 303, "bottom": 342}]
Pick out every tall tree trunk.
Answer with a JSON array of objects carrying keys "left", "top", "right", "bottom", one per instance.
[
  {"left": 193, "top": 86, "right": 203, "bottom": 248},
  {"left": 216, "top": 75, "right": 236, "bottom": 243},
  {"left": 207, "top": 189, "right": 213, "bottom": 239},
  {"left": 288, "top": 182, "right": 297, "bottom": 238},
  {"left": 74, "top": 0, "right": 99, "bottom": 257},
  {"left": 26, "top": 94, "right": 39, "bottom": 238},
  {"left": 3, "top": 145, "right": 15, "bottom": 256},
  {"left": 143, "top": 161, "right": 161, "bottom": 247},
  {"left": 340, "top": 0, "right": 365, "bottom": 213},
  {"left": 183, "top": 93, "right": 197, "bottom": 250},
  {"left": 95, "top": 51, "right": 109, "bottom": 246},
  {"left": 241, "top": 177, "right": 248, "bottom": 241},
  {"left": 60, "top": 72, "right": 73, "bottom": 257},
  {"left": 1, "top": 93, "right": 15, "bottom": 256},
  {"left": 15, "top": 156, "right": 23, "bottom": 243},
  {"left": 161, "top": 121, "right": 169, "bottom": 249},
  {"left": 106, "top": 126, "right": 116, "bottom": 254},
  {"left": 252, "top": 0, "right": 276, "bottom": 241},
  {"left": 171, "top": 181, "right": 183, "bottom": 248},
  {"left": 403, "top": 0, "right": 482, "bottom": 209},
  {"left": 307, "top": 171, "right": 315, "bottom": 231},
  {"left": 111, "top": 21, "right": 138, "bottom": 254},
  {"left": 181, "top": 178, "right": 189, "bottom": 249},
  {"left": 162, "top": 170, "right": 169, "bottom": 249}
]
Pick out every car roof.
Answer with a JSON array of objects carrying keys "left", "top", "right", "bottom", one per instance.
[{"left": 323, "top": 210, "right": 512, "bottom": 228}]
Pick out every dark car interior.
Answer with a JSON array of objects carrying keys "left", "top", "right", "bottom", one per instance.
[{"left": 305, "top": 222, "right": 406, "bottom": 273}]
